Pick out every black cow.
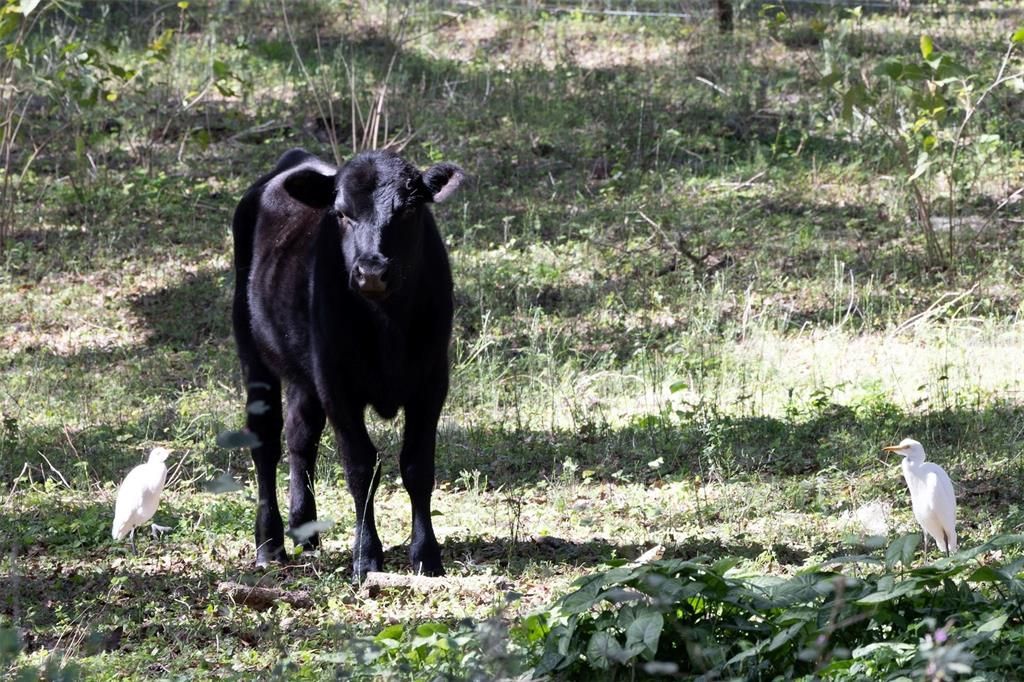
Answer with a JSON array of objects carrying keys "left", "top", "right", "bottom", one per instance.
[{"left": 231, "top": 148, "right": 463, "bottom": 578}]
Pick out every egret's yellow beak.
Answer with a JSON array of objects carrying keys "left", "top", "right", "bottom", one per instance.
[{"left": 882, "top": 445, "right": 906, "bottom": 455}]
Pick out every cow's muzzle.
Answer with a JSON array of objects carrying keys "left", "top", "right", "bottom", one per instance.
[{"left": 352, "top": 257, "right": 391, "bottom": 299}]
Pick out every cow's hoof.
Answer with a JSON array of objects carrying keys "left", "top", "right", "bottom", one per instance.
[
  {"left": 255, "top": 544, "right": 288, "bottom": 567},
  {"left": 410, "top": 540, "right": 444, "bottom": 576},
  {"left": 413, "top": 561, "right": 444, "bottom": 577},
  {"left": 411, "top": 557, "right": 444, "bottom": 577},
  {"left": 352, "top": 555, "right": 384, "bottom": 583}
]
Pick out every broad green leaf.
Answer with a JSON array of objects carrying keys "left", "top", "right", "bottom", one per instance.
[
  {"left": 855, "top": 578, "right": 921, "bottom": 605},
  {"left": 603, "top": 587, "right": 646, "bottom": 604},
  {"left": 587, "top": 631, "right": 626, "bottom": 669},
  {"left": 559, "top": 583, "right": 602, "bottom": 615},
  {"left": 885, "top": 533, "right": 920, "bottom": 569},
  {"left": 615, "top": 605, "right": 640, "bottom": 631},
  {"left": 533, "top": 645, "right": 567, "bottom": 676},
  {"left": 625, "top": 610, "right": 663, "bottom": 659},
  {"left": 841, "top": 83, "right": 869, "bottom": 122},
  {"left": 415, "top": 622, "right": 449, "bottom": 637},
  {"left": 711, "top": 556, "right": 742, "bottom": 575},
  {"left": 0, "top": 14, "right": 19, "bottom": 41},
  {"left": 978, "top": 613, "right": 1008, "bottom": 633},
  {"left": 901, "top": 63, "right": 927, "bottom": 81},
  {"left": 968, "top": 565, "right": 1008, "bottom": 583},
  {"left": 726, "top": 646, "right": 759, "bottom": 666},
  {"left": 920, "top": 35, "right": 934, "bottom": 59},
  {"left": 213, "top": 59, "right": 231, "bottom": 79},
  {"left": 875, "top": 58, "right": 904, "bottom": 80},
  {"left": 768, "top": 622, "right": 805, "bottom": 652},
  {"left": 988, "top": 533, "right": 1024, "bottom": 547},
  {"left": 375, "top": 624, "right": 404, "bottom": 643},
  {"left": 1011, "top": 27, "right": 1024, "bottom": 44}
]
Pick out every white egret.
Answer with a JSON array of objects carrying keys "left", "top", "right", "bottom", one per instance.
[
  {"left": 883, "top": 438, "right": 957, "bottom": 555},
  {"left": 112, "top": 447, "right": 172, "bottom": 552}
]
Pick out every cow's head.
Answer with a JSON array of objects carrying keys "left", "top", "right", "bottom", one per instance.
[{"left": 282, "top": 150, "right": 464, "bottom": 301}]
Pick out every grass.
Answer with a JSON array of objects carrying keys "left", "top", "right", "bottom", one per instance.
[{"left": 2, "top": 0, "right": 1024, "bottom": 678}]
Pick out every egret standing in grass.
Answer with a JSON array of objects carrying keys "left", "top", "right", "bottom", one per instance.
[
  {"left": 883, "top": 438, "right": 957, "bottom": 556},
  {"left": 112, "top": 447, "right": 172, "bottom": 553}
]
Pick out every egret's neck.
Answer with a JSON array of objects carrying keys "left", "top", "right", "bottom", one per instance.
[{"left": 901, "top": 456, "right": 925, "bottom": 471}]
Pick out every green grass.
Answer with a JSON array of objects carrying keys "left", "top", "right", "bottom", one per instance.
[{"left": 2, "top": 0, "right": 1024, "bottom": 678}]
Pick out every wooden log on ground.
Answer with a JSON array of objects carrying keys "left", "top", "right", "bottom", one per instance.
[{"left": 216, "top": 580, "right": 313, "bottom": 611}]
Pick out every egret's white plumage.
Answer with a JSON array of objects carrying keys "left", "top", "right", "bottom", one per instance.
[
  {"left": 112, "top": 447, "right": 172, "bottom": 552},
  {"left": 883, "top": 438, "right": 957, "bottom": 554}
]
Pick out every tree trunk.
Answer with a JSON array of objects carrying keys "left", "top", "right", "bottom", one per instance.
[{"left": 716, "top": 0, "right": 734, "bottom": 32}]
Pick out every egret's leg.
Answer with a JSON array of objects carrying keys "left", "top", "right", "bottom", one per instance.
[
  {"left": 943, "top": 530, "right": 951, "bottom": 556},
  {"left": 129, "top": 528, "right": 138, "bottom": 555}
]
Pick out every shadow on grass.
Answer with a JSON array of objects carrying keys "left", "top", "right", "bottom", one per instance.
[
  {"left": 5, "top": 387, "right": 1023, "bottom": 504},
  {"left": 129, "top": 269, "right": 234, "bottom": 350},
  {"left": 437, "top": 399, "right": 1024, "bottom": 499},
  {"left": 433, "top": 533, "right": 804, "bottom": 574}
]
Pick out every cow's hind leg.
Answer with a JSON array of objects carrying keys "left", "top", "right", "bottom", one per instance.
[
  {"left": 336, "top": 418, "right": 384, "bottom": 580},
  {"left": 400, "top": 373, "right": 447, "bottom": 577},
  {"left": 245, "top": 368, "right": 286, "bottom": 566},
  {"left": 285, "top": 383, "right": 326, "bottom": 552}
]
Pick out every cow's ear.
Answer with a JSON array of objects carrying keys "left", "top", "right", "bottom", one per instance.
[
  {"left": 422, "top": 163, "right": 464, "bottom": 203},
  {"left": 283, "top": 168, "right": 337, "bottom": 209}
]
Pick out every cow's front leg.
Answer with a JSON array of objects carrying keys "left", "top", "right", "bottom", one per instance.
[
  {"left": 246, "top": 372, "right": 286, "bottom": 566},
  {"left": 336, "top": 420, "right": 384, "bottom": 580},
  {"left": 400, "top": 378, "right": 447, "bottom": 576},
  {"left": 285, "top": 383, "right": 326, "bottom": 552}
]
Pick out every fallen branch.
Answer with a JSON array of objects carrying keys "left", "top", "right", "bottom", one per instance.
[
  {"left": 630, "top": 544, "right": 666, "bottom": 567},
  {"left": 216, "top": 581, "right": 313, "bottom": 611}
]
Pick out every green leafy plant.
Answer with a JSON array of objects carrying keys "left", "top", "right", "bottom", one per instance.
[
  {"left": 822, "top": 22, "right": 1024, "bottom": 268},
  {"left": 528, "top": 536, "right": 1024, "bottom": 675},
  {"left": 0, "top": 0, "right": 45, "bottom": 255},
  {"left": 531, "top": 534, "right": 1024, "bottom": 679},
  {"left": 318, "top": 536, "right": 1024, "bottom": 680}
]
